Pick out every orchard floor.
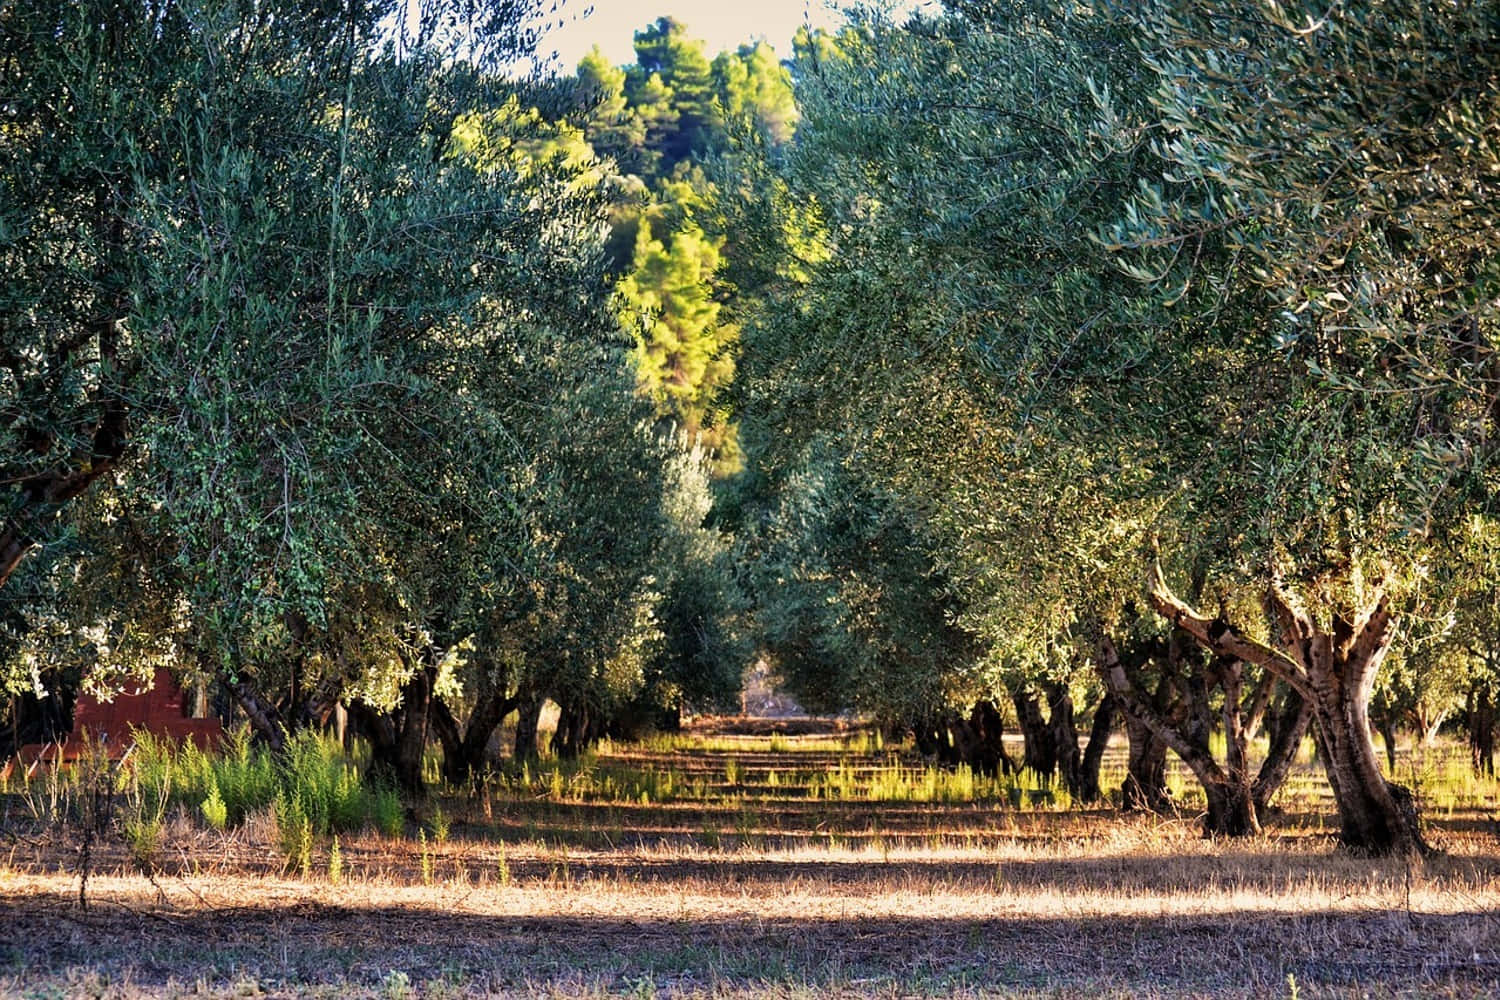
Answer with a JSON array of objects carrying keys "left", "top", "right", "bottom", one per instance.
[{"left": 3, "top": 724, "right": 1500, "bottom": 998}]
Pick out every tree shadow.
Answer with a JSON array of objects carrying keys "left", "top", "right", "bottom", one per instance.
[{"left": 2, "top": 891, "right": 1496, "bottom": 996}]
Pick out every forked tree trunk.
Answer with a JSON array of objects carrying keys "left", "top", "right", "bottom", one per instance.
[
  {"left": 433, "top": 688, "right": 520, "bottom": 787},
  {"left": 1416, "top": 706, "right": 1449, "bottom": 749},
  {"left": 1149, "top": 563, "right": 1429, "bottom": 856},
  {"left": 1100, "top": 630, "right": 1311, "bottom": 837}
]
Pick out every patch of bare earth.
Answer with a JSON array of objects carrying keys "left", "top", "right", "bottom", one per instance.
[
  {"left": 3, "top": 828, "right": 1499, "bottom": 998},
  {"left": 3, "top": 731, "right": 1499, "bottom": 997}
]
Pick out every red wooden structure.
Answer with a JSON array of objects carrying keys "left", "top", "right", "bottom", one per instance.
[{"left": 3, "top": 667, "right": 222, "bottom": 780}]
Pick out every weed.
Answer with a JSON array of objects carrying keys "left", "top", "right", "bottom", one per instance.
[
  {"left": 373, "top": 786, "right": 404, "bottom": 838},
  {"left": 381, "top": 969, "right": 413, "bottom": 1000},
  {"left": 328, "top": 836, "right": 343, "bottom": 884},
  {"left": 429, "top": 804, "right": 450, "bottom": 844},
  {"left": 201, "top": 780, "right": 228, "bottom": 831},
  {"left": 274, "top": 792, "right": 313, "bottom": 876},
  {"left": 123, "top": 817, "right": 162, "bottom": 872}
]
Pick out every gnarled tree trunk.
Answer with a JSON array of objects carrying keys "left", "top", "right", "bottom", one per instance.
[
  {"left": 433, "top": 687, "right": 520, "bottom": 787},
  {"left": 1121, "top": 710, "right": 1170, "bottom": 812},
  {"left": 1045, "top": 682, "right": 1082, "bottom": 795},
  {"left": 1149, "top": 563, "right": 1429, "bottom": 856},
  {"left": 1010, "top": 685, "right": 1059, "bottom": 785},
  {"left": 1100, "top": 635, "right": 1259, "bottom": 835},
  {"left": 967, "top": 699, "right": 1016, "bottom": 777},
  {"left": 1468, "top": 678, "right": 1497, "bottom": 777},
  {"left": 220, "top": 669, "right": 289, "bottom": 753},
  {"left": 552, "top": 699, "right": 598, "bottom": 759},
  {"left": 1100, "top": 626, "right": 1311, "bottom": 837}
]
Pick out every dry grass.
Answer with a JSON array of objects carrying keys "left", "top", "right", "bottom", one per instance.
[{"left": 2, "top": 728, "right": 1499, "bottom": 998}]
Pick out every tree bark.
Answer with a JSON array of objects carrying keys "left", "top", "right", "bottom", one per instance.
[
  {"left": 1077, "top": 693, "right": 1115, "bottom": 804},
  {"left": 1468, "top": 678, "right": 1496, "bottom": 777},
  {"left": 514, "top": 692, "right": 545, "bottom": 760},
  {"left": 551, "top": 700, "right": 595, "bottom": 759},
  {"left": 1149, "top": 562, "right": 1429, "bottom": 856}
]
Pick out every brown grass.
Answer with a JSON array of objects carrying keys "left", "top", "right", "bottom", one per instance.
[{"left": 2, "top": 730, "right": 1498, "bottom": 998}]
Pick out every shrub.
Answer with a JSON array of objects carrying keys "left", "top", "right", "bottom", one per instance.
[
  {"left": 373, "top": 786, "right": 404, "bottom": 838},
  {"left": 274, "top": 791, "right": 313, "bottom": 875},
  {"left": 201, "top": 780, "right": 229, "bottom": 831}
]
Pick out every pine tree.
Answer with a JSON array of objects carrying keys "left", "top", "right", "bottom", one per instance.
[{"left": 630, "top": 18, "right": 724, "bottom": 170}]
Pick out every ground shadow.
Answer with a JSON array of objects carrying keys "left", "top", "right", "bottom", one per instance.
[{"left": 2, "top": 891, "right": 1497, "bottom": 997}]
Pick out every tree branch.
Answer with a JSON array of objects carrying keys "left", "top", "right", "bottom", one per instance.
[
  {"left": 1097, "top": 633, "right": 1227, "bottom": 787},
  {"left": 1147, "top": 560, "right": 1314, "bottom": 700}
]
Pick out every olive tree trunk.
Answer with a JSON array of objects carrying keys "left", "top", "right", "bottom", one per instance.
[
  {"left": 1467, "top": 677, "right": 1496, "bottom": 777},
  {"left": 349, "top": 666, "right": 433, "bottom": 797},
  {"left": 1077, "top": 693, "right": 1116, "bottom": 804},
  {"left": 432, "top": 688, "right": 520, "bottom": 787},
  {"left": 1010, "top": 685, "right": 1059, "bottom": 784},
  {"left": 1149, "top": 563, "right": 1428, "bottom": 856},
  {"left": 513, "top": 692, "right": 545, "bottom": 761},
  {"left": 1121, "top": 709, "right": 1171, "bottom": 811}
]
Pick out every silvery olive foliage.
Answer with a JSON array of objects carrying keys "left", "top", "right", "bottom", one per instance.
[{"left": 0, "top": 1, "right": 711, "bottom": 749}]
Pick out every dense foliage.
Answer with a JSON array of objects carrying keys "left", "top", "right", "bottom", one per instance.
[{"left": 5, "top": 0, "right": 1499, "bottom": 855}]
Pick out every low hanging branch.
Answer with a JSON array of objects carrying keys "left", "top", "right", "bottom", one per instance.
[{"left": 1146, "top": 560, "right": 1314, "bottom": 700}]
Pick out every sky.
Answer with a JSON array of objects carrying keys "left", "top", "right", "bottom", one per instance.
[{"left": 533, "top": 0, "right": 928, "bottom": 70}]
